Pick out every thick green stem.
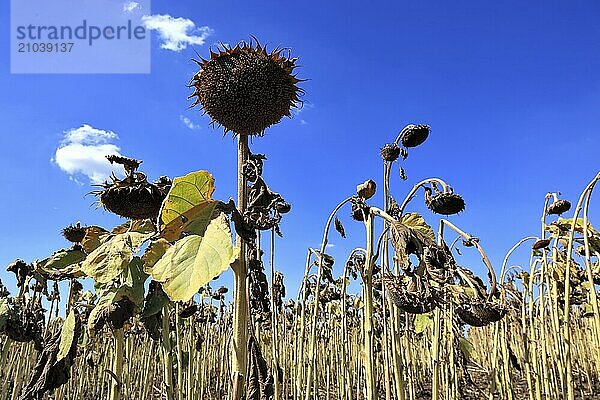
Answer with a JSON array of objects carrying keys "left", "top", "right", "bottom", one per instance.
[
  {"left": 175, "top": 303, "right": 183, "bottom": 400},
  {"left": 110, "top": 329, "right": 124, "bottom": 400},
  {"left": 162, "top": 307, "right": 174, "bottom": 400},
  {"left": 232, "top": 133, "right": 249, "bottom": 400}
]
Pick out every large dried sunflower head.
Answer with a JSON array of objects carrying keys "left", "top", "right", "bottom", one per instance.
[
  {"left": 190, "top": 39, "right": 304, "bottom": 136},
  {"left": 96, "top": 176, "right": 170, "bottom": 220},
  {"left": 93, "top": 156, "right": 171, "bottom": 220},
  {"left": 456, "top": 299, "right": 507, "bottom": 327}
]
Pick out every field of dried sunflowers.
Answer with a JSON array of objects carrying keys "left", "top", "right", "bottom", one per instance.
[{"left": 1, "top": 38, "right": 600, "bottom": 400}]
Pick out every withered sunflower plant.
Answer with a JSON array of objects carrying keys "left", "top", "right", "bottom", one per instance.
[
  {"left": 190, "top": 38, "right": 304, "bottom": 400},
  {"left": 297, "top": 122, "right": 496, "bottom": 400}
]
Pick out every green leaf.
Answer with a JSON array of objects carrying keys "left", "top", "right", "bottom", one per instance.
[
  {"left": 149, "top": 213, "right": 238, "bottom": 302},
  {"left": 57, "top": 310, "right": 76, "bottom": 362},
  {"left": 78, "top": 324, "right": 89, "bottom": 347},
  {"left": 123, "top": 257, "right": 149, "bottom": 307},
  {"left": 81, "top": 232, "right": 148, "bottom": 284},
  {"left": 36, "top": 248, "right": 87, "bottom": 279},
  {"left": 159, "top": 170, "right": 218, "bottom": 242},
  {"left": 414, "top": 313, "right": 433, "bottom": 334},
  {"left": 401, "top": 213, "right": 436, "bottom": 244},
  {"left": 459, "top": 337, "right": 476, "bottom": 359},
  {"left": 141, "top": 285, "right": 170, "bottom": 317}
]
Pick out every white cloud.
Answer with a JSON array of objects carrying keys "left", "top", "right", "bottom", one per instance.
[
  {"left": 53, "top": 124, "right": 123, "bottom": 184},
  {"left": 141, "top": 14, "right": 213, "bottom": 51},
  {"left": 123, "top": 1, "right": 139, "bottom": 12},
  {"left": 313, "top": 243, "right": 335, "bottom": 249},
  {"left": 292, "top": 102, "right": 314, "bottom": 116},
  {"left": 180, "top": 115, "right": 201, "bottom": 130}
]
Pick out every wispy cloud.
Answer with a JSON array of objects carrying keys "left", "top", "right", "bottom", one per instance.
[
  {"left": 293, "top": 102, "right": 314, "bottom": 126},
  {"left": 180, "top": 115, "right": 201, "bottom": 130},
  {"left": 292, "top": 102, "right": 314, "bottom": 116},
  {"left": 122, "top": 1, "right": 139, "bottom": 12},
  {"left": 312, "top": 243, "right": 335, "bottom": 249},
  {"left": 141, "top": 14, "right": 213, "bottom": 51},
  {"left": 52, "top": 124, "right": 123, "bottom": 184}
]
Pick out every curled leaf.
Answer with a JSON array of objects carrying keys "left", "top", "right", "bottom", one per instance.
[{"left": 334, "top": 217, "right": 346, "bottom": 239}]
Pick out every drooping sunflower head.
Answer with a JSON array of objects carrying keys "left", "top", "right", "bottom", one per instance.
[
  {"left": 381, "top": 274, "right": 440, "bottom": 315},
  {"left": 424, "top": 187, "right": 466, "bottom": 216},
  {"left": 62, "top": 222, "right": 86, "bottom": 243},
  {"left": 456, "top": 299, "right": 507, "bottom": 327},
  {"left": 547, "top": 199, "right": 571, "bottom": 215},
  {"left": 401, "top": 124, "right": 430, "bottom": 148},
  {"left": 190, "top": 39, "right": 305, "bottom": 136},
  {"left": 380, "top": 143, "right": 401, "bottom": 162},
  {"left": 92, "top": 155, "right": 172, "bottom": 220}
]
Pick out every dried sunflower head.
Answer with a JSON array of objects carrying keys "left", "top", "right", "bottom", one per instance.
[
  {"left": 351, "top": 202, "right": 369, "bottom": 222},
  {"left": 401, "top": 124, "right": 430, "bottom": 148},
  {"left": 6, "top": 259, "right": 32, "bottom": 288},
  {"left": 425, "top": 188, "right": 465, "bottom": 215},
  {"left": 62, "top": 222, "right": 86, "bottom": 243},
  {"left": 93, "top": 156, "right": 171, "bottom": 220},
  {"left": 356, "top": 179, "right": 377, "bottom": 200},
  {"left": 380, "top": 143, "right": 401, "bottom": 162},
  {"left": 92, "top": 297, "right": 135, "bottom": 333},
  {"left": 178, "top": 304, "right": 199, "bottom": 319},
  {"left": 382, "top": 274, "right": 439, "bottom": 314},
  {"left": 456, "top": 299, "right": 507, "bottom": 327},
  {"left": 190, "top": 39, "right": 304, "bottom": 136},
  {"left": 547, "top": 199, "right": 571, "bottom": 215},
  {"left": 532, "top": 238, "right": 551, "bottom": 250}
]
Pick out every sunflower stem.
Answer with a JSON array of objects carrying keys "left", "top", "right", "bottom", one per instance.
[
  {"left": 231, "top": 133, "right": 249, "bottom": 400},
  {"left": 363, "top": 212, "right": 377, "bottom": 400},
  {"left": 109, "top": 329, "right": 124, "bottom": 400},
  {"left": 162, "top": 306, "right": 175, "bottom": 400}
]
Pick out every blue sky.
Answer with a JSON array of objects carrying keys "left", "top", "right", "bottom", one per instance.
[{"left": 1, "top": 1, "right": 600, "bottom": 298}]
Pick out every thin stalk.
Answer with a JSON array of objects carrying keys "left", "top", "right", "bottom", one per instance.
[
  {"left": 363, "top": 212, "right": 377, "bottom": 400},
  {"left": 269, "top": 228, "right": 281, "bottom": 400},
  {"left": 562, "top": 172, "right": 600, "bottom": 400},
  {"left": 304, "top": 196, "right": 353, "bottom": 400}
]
